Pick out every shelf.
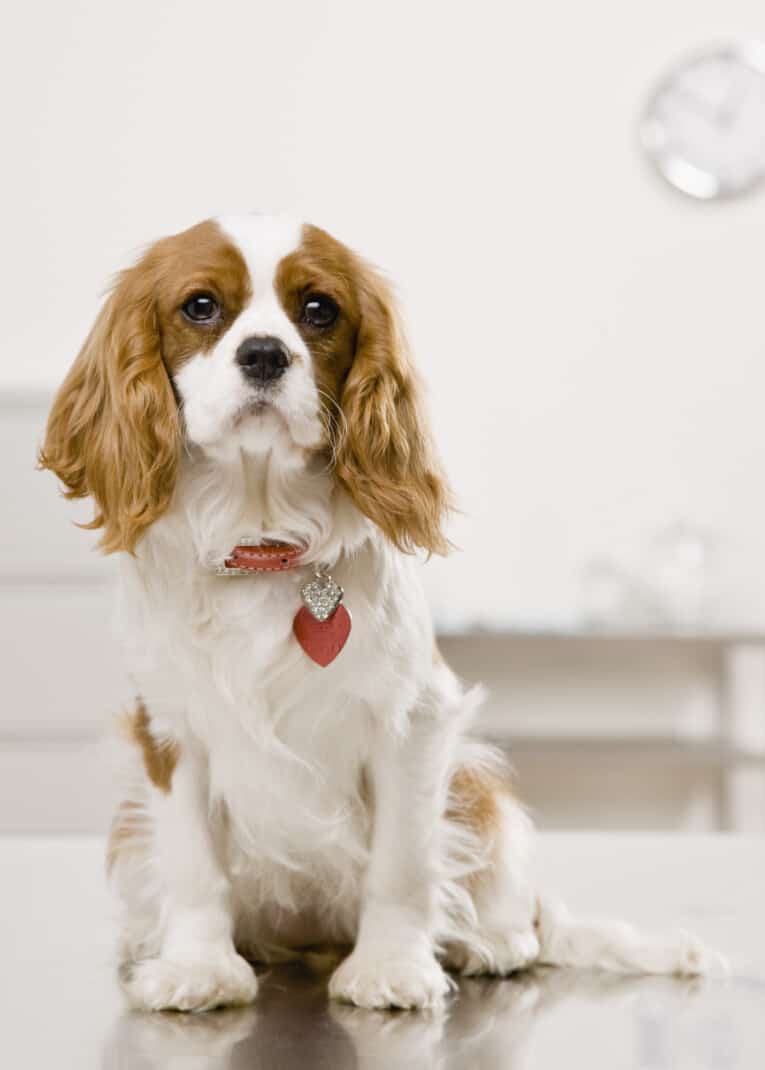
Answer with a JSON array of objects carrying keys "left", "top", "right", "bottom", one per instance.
[
  {"left": 486, "top": 735, "right": 765, "bottom": 768},
  {"left": 438, "top": 630, "right": 765, "bottom": 646}
]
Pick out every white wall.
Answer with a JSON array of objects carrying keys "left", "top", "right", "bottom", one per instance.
[{"left": 5, "top": 1, "right": 765, "bottom": 630}]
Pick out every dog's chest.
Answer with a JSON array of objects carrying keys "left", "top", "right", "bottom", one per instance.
[{"left": 209, "top": 686, "right": 374, "bottom": 910}]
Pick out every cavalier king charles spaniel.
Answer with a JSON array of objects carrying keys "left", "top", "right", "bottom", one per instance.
[{"left": 41, "top": 214, "right": 724, "bottom": 1012}]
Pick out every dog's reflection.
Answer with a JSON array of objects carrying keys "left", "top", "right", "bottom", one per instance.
[{"left": 103, "top": 964, "right": 710, "bottom": 1070}]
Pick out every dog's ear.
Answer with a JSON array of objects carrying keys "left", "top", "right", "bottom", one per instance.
[
  {"left": 334, "top": 261, "right": 451, "bottom": 555},
  {"left": 39, "top": 256, "right": 180, "bottom": 554}
]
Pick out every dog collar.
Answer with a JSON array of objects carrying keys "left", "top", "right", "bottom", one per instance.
[
  {"left": 216, "top": 541, "right": 304, "bottom": 575},
  {"left": 215, "top": 541, "right": 352, "bottom": 667}
]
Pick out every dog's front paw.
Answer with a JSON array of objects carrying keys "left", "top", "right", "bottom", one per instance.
[
  {"left": 329, "top": 946, "right": 451, "bottom": 1010},
  {"left": 123, "top": 949, "right": 258, "bottom": 1012}
]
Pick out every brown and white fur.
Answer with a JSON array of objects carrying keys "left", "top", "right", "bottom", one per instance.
[{"left": 41, "top": 214, "right": 725, "bottom": 1013}]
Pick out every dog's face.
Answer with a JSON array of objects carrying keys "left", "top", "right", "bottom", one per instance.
[
  {"left": 41, "top": 215, "right": 449, "bottom": 556},
  {"left": 151, "top": 217, "right": 360, "bottom": 459}
]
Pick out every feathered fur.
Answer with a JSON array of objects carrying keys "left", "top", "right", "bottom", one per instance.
[{"left": 40, "top": 257, "right": 180, "bottom": 554}]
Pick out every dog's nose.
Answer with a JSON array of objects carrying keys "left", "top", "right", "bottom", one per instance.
[{"left": 235, "top": 336, "right": 290, "bottom": 383}]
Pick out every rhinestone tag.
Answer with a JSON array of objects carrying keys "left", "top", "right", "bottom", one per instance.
[{"left": 300, "top": 572, "right": 344, "bottom": 622}]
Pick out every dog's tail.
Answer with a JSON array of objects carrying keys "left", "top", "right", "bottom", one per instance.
[{"left": 534, "top": 895, "right": 729, "bottom": 978}]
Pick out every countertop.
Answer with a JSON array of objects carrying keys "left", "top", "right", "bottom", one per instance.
[{"left": 1, "top": 834, "right": 762, "bottom": 1068}]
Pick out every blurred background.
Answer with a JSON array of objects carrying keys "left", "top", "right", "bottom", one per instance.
[{"left": 3, "top": 0, "right": 765, "bottom": 834}]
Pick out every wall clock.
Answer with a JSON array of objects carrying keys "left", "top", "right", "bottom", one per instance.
[{"left": 641, "top": 41, "right": 765, "bottom": 200}]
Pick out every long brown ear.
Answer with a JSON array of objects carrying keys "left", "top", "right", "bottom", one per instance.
[
  {"left": 39, "top": 261, "right": 179, "bottom": 554},
  {"left": 334, "top": 261, "right": 451, "bottom": 555}
]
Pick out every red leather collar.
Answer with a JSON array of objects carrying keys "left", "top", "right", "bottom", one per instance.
[{"left": 223, "top": 543, "right": 303, "bottom": 573}]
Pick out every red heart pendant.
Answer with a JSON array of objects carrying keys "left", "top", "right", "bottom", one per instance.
[{"left": 293, "top": 604, "right": 352, "bottom": 667}]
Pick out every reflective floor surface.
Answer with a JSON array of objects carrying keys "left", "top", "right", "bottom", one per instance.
[
  {"left": 105, "top": 962, "right": 763, "bottom": 1070},
  {"left": 1, "top": 835, "right": 762, "bottom": 1068}
]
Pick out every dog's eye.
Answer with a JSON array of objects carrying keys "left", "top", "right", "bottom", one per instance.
[
  {"left": 182, "top": 292, "right": 221, "bottom": 323},
  {"left": 301, "top": 293, "right": 339, "bottom": 329}
]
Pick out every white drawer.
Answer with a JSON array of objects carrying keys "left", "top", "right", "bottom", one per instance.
[
  {"left": 0, "top": 585, "right": 130, "bottom": 737},
  {"left": 0, "top": 398, "right": 112, "bottom": 578}
]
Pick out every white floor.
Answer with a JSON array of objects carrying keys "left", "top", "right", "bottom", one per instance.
[{"left": 0, "top": 834, "right": 762, "bottom": 1069}]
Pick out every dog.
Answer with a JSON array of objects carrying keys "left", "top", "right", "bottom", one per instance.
[{"left": 41, "top": 214, "right": 725, "bottom": 1012}]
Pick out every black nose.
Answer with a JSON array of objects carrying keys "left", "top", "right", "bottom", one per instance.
[{"left": 235, "top": 336, "right": 290, "bottom": 383}]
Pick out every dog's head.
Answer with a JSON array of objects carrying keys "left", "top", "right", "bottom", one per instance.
[{"left": 40, "top": 215, "right": 449, "bottom": 556}]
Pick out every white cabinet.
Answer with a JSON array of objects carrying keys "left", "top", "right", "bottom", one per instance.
[{"left": 0, "top": 397, "right": 127, "bottom": 830}]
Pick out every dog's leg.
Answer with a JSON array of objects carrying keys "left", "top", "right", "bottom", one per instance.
[
  {"left": 329, "top": 704, "right": 454, "bottom": 1010},
  {"left": 445, "top": 780, "right": 540, "bottom": 976},
  {"left": 535, "top": 896, "right": 729, "bottom": 977},
  {"left": 443, "top": 766, "right": 727, "bottom": 979},
  {"left": 121, "top": 745, "right": 258, "bottom": 1012}
]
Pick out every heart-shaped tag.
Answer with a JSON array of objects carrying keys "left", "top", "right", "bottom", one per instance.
[
  {"left": 293, "top": 604, "right": 352, "bottom": 667},
  {"left": 300, "top": 572, "right": 344, "bottom": 621}
]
